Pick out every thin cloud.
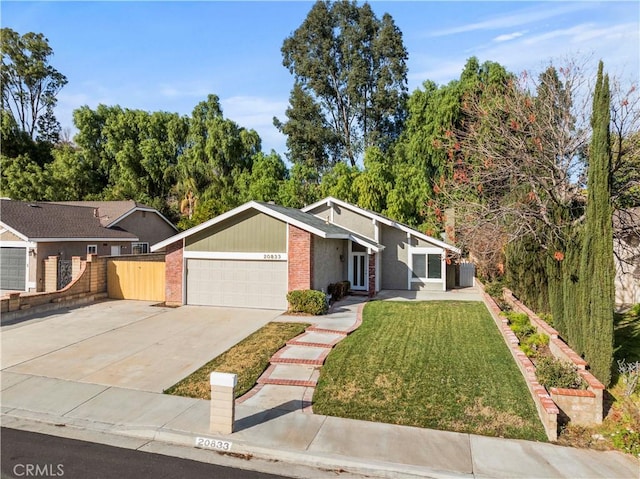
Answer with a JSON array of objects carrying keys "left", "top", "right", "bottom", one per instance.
[
  {"left": 494, "top": 31, "right": 526, "bottom": 43},
  {"left": 222, "top": 95, "right": 289, "bottom": 155},
  {"left": 429, "top": 3, "right": 593, "bottom": 37}
]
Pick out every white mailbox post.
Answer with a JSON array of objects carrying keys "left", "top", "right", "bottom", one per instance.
[{"left": 209, "top": 372, "right": 237, "bottom": 434}]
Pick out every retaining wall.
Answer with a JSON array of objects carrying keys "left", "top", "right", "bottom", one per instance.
[{"left": 501, "top": 288, "right": 604, "bottom": 427}]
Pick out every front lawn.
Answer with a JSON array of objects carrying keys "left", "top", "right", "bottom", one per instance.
[
  {"left": 164, "top": 322, "right": 309, "bottom": 399},
  {"left": 313, "top": 301, "right": 547, "bottom": 441}
]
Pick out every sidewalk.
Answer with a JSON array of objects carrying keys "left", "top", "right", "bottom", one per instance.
[{"left": 1, "top": 294, "right": 638, "bottom": 478}]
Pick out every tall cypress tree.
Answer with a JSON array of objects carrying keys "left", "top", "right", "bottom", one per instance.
[{"left": 578, "top": 61, "right": 614, "bottom": 385}]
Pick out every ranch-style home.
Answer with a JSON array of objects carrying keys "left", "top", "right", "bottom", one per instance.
[
  {"left": 0, "top": 199, "right": 177, "bottom": 292},
  {"left": 152, "top": 197, "right": 461, "bottom": 310}
]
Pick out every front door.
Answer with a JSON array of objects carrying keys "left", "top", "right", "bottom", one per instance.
[
  {"left": 350, "top": 252, "right": 367, "bottom": 291},
  {"left": 110, "top": 245, "right": 121, "bottom": 256}
]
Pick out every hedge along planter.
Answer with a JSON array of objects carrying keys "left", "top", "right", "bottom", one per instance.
[{"left": 501, "top": 288, "right": 605, "bottom": 428}]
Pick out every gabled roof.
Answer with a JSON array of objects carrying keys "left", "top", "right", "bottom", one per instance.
[
  {"left": 52, "top": 200, "right": 177, "bottom": 231},
  {"left": 151, "top": 201, "right": 383, "bottom": 252},
  {"left": 0, "top": 200, "right": 138, "bottom": 241},
  {"left": 302, "top": 196, "right": 461, "bottom": 254}
]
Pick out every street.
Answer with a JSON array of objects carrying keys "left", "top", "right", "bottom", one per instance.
[{"left": 1, "top": 428, "right": 292, "bottom": 479}]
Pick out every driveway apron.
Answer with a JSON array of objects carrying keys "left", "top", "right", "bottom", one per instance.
[{"left": 1, "top": 300, "right": 281, "bottom": 392}]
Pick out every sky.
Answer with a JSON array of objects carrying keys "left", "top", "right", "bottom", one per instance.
[{"left": 2, "top": 1, "right": 639, "bottom": 159}]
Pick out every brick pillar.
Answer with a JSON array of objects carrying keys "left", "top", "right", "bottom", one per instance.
[
  {"left": 368, "top": 252, "right": 376, "bottom": 297},
  {"left": 288, "top": 225, "right": 313, "bottom": 291},
  {"left": 44, "top": 256, "right": 58, "bottom": 292},
  {"left": 71, "top": 256, "right": 82, "bottom": 280},
  {"left": 210, "top": 372, "right": 237, "bottom": 434},
  {"left": 165, "top": 240, "right": 184, "bottom": 306}
]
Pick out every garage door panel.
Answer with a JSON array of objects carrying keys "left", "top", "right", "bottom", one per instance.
[
  {"left": 186, "top": 259, "right": 287, "bottom": 310},
  {"left": 0, "top": 247, "right": 26, "bottom": 291}
]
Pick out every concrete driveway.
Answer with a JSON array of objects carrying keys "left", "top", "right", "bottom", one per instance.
[{"left": 1, "top": 300, "right": 282, "bottom": 393}]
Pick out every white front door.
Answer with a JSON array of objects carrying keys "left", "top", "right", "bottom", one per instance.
[
  {"left": 110, "top": 245, "right": 121, "bottom": 256},
  {"left": 350, "top": 252, "right": 367, "bottom": 291}
]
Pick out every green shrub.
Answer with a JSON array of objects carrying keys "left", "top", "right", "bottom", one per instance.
[
  {"left": 539, "top": 313, "right": 554, "bottom": 327},
  {"left": 610, "top": 428, "right": 640, "bottom": 456},
  {"left": 505, "top": 312, "right": 536, "bottom": 341},
  {"left": 522, "top": 333, "right": 549, "bottom": 358},
  {"left": 484, "top": 280, "right": 505, "bottom": 299},
  {"left": 535, "top": 357, "right": 585, "bottom": 389},
  {"left": 287, "top": 289, "right": 328, "bottom": 315},
  {"left": 327, "top": 280, "right": 351, "bottom": 302}
]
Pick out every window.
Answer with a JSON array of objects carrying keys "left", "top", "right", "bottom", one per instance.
[
  {"left": 411, "top": 251, "right": 442, "bottom": 280},
  {"left": 87, "top": 245, "right": 97, "bottom": 255},
  {"left": 132, "top": 242, "right": 149, "bottom": 254}
]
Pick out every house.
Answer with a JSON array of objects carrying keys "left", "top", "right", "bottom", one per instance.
[
  {"left": 151, "top": 197, "right": 461, "bottom": 310},
  {"left": 614, "top": 207, "right": 640, "bottom": 309},
  {"left": 0, "top": 199, "right": 177, "bottom": 292}
]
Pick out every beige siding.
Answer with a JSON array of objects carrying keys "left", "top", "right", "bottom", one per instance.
[
  {"left": 331, "top": 206, "right": 375, "bottom": 238},
  {"left": 312, "top": 238, "right": 347, "bottom": 292},
  {"left": 115, "top": 210, "right": 176, "bottom": 247},
  {"left": 0, "top": 230, "right": 23, "bottom": 241},
  {"left": 186, "top": 211, "right": 286, "bottom": 253},
  {"left": 380, "top": 225, "right": 409, "bottom": 289}
]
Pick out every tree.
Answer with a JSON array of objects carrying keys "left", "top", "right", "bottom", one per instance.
[
  {"left": 1, "top": 28, "right": 67, "bottom": 142},
  {"left": 278, "top": 0, "right": 408, "bottom": 167},
  {"left": 578, "top": 61, "right": 614, "bottom": 385}
]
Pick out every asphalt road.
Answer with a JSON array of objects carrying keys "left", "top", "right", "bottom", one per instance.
[{"left": 1, "top": 428, "right": 292, "bottom": 479}]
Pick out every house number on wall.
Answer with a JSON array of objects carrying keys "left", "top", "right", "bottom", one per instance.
[{"left": 263, "top": 254, "right": 282, "bottom": 260}]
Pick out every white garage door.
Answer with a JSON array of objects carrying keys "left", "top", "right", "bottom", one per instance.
[{"left": 186, "top": 259, "right": 288, "bottom": 310}]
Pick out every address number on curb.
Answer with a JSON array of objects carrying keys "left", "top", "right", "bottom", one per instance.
[{"left": 195, "top": 437, "right": 232, "bottom": 451}]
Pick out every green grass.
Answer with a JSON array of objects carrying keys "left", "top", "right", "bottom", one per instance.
[
  {"left": 164, "top": 321, "right": 309, "bottom": 399},
  {"left": 313, "top": 301, "right": 547, "bottom": 441},
  {"left": 614, "top": 305, "right": 640, "bottom": 364}
]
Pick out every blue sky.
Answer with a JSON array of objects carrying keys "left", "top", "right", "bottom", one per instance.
[{"left": 3, "top": 1, "right": 638, "bottom": 158}]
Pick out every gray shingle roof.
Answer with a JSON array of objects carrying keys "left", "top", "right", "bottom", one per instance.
[
  {"left": 256, "top": 202, "right": 356, "bottom": 236},
  {"left": 51, "top": 200, "right": 146, "bottom": 227},
  {"left": 0, "top": 200, "right": 138, "bottom": 240}
]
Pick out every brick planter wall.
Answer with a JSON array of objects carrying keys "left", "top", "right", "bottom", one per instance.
[
  {"left": 1, "top": 256, "right": 108, "bottom": 320},
  {"left": 165, "top": 240, "right": 184, "bottom": 306},
  {"left": 477, "top": 279, "right": 559, "bottom": 441},
  {"left": 288, "top": 225, "right": 313, "bottom": 291},
  {"left": 502, "top": 287, "right": 604, "bottom": 426}
]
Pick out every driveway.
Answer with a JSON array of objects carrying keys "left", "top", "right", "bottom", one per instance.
[{"left": 1, "top": 300, "right": 282, "bottom": 393}]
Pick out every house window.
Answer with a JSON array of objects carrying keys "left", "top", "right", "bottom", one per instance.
[
  {"left": 411, "top": 252, "right": 442, "bottom": 280},
  {"left": 132, "top": 242, "right": 149, "bottom": 254},
  {"left": 87, "top": 245, "right": 97, "bottom": 255}
]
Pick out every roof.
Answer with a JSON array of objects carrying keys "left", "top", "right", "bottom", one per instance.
[
  {"left": 0, "top": 200, "right": 139, "bottom": 241},
  {"left": 52, "top": 200, "right": 177, "bottom": 231},
  {"left": 302, "top": 197, "right": 462, "bottom": 254},
  {"left": 151, "top": 201, "right": 383, "bottom": 252}
]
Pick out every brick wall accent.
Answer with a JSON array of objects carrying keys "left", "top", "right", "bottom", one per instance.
[
  {"left": 368, "top": 253, "right": 376, "bottom": 297},
  {"left": 165, "top": 240, "right": 184, "bottom": 306},
  {"left": 1, "top": 256, "right": 107, "bottom": 316},
  {"left": 288, "top": 225, "right": 313, "bottom": 291},
  {"left": 44, "top": 256, "right": 58, "bottom": 292}
]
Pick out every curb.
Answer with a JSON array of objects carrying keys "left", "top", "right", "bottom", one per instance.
[{"left": 1, "top": 410, "right": 469, "bottom": 479}]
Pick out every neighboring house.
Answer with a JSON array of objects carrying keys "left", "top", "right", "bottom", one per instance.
[
  {"left": 614, "top": 207, "right": 640, "bottom": 309},
  {"left": 0, "top": 199, "right": 177, "bottom": 292},
  {"left": 152, "top": 197, "right": 461, "bottom": 310}
]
